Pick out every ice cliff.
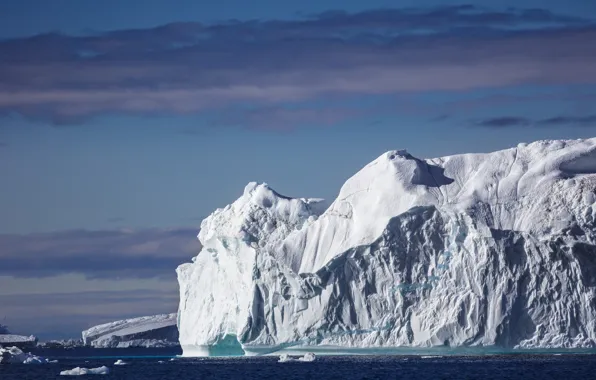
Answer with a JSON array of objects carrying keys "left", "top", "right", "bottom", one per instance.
[
  {"left": 82, "top": 314, "right": 179, "bottom": 348},
  {"left": 177, "top": 138, "right": 596, "bottom": 356}
]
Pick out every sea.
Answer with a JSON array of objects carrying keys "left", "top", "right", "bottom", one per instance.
[{"left": 2, "top": 347, "right": 596, "bottom": 379}]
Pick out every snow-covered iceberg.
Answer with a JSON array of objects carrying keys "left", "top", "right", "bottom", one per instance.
[
  {"left": 82, "top": 314, "right": 179, "bottom": 348},
  {"left": 177, "top": 138, "right": 596, "bottom": 356}
]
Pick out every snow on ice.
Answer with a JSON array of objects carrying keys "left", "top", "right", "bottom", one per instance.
[
  {"left": 177, "top": 138, "right": 596, "bottom": 356},
  {"left": 82, "top": 314, "right": 178, "bottom": 348}
]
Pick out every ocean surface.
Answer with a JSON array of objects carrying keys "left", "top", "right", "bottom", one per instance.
[{"left": 2, "top": 347, "right": 596, "bottom": 379}]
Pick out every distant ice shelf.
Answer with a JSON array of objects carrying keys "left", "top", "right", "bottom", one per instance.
[
  {"left": 82, "top": 314, "right": 179, "bottom": 348},
  {"left": 177, "top": 138, "right": 596, "bottom": 356},
  {"left": 0, "top": 325, "right": 38, "bottom": 349}
]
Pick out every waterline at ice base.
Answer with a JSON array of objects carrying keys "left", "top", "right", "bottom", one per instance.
[{"left": 176, "top": 138, "right": 596, "bottom": 357}]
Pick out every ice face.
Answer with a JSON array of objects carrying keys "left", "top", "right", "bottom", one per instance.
[
  {"left": 82, "top": 314, "right": 178, "bottom": 348},
  {"left": 177, "top": 137, "right": 596, "bottom": 356}
]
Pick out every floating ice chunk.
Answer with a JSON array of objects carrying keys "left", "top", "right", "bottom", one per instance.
[
  {"left": 298, "top": 353, "right": 316, "bottom": 362},
  {"left": 22, "top": 356, "right": 47, "bottom": 364},
  {"left": 0, "top": 346, "right": 49, "bottom": 364},
  {"left": 278, "top": 353, "right": 316, "bottom": 362},
  {"left": 114, "top": 359, "right": 127, "bottom": 365},
  {"left": 60, "top": 366, "right": 110, "bottom": 375}
]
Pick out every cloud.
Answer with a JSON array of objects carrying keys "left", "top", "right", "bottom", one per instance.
[
  {"left": 475, "top": 117, "right": 532, "bottom": 128},
  {"left": 0, "top": 6, "right": 595, "bottom": 124},
  {"left": 474, "top": 115, "right": 596, "bottom": 128},
  {"left": 0, "top": 228, "right": 201, "bottom": 279},
  {"left": 539, "top": 115, "right": 596, "bottom": 126}
]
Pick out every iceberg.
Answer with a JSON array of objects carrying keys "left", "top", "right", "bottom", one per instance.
[
  {"left": 0, "top": 346, "right": 50, "bottom": 364},
  {"left": 0, "top": 325, "right": 37, "bottom": 349},
  {"left": 0, "top": 335, "right": 37, "bottom": 349},
  {"left": 82, "top": 314, "right": 178, "bottom": 348},
  {"left": 37, "top": 339, "right": 84, "bottom": 349},
  {"left": 177, "top": 138, "right": 596, "bottom": 356}
]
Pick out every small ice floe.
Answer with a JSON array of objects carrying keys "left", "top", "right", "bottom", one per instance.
[
  {"left": 298, "top": 352, "right": 316, "bottom": 362},
  {"left": 60, "top": 366, "right": 110, "bottom": 376},
  {"left": 157, "top": 360, "right": 165, "bottom": 364},
  {"left": 278, "top": 353, "right": 316, "bottom": 362},
  {"left": 0, "top": 346, "right": 50, "bottom": 364},
  {"left": 114, "top": 359, "right": 127, "bottom": 365}
]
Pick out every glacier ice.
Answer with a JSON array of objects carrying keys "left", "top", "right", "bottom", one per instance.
[
  {"left": 82, "top": 314, "right": 178, "bottom": 348},
  {"left": 177, "top": 138, "right": 596, "bottom": 356}
]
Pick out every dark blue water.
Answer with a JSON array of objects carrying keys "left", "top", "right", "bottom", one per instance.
[{"left": 2, "top": 348, "right": 596, "bottom": 379}]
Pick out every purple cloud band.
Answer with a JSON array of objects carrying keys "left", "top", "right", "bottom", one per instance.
[
  {"left": 474, "top": 114, "right": 596, "bottom": 128},
  {"left": 0, "top": 6, "right": 595, "bottom": 124},
  {"left": 0, "top": 228, "right": 201, "bottom": 279}
]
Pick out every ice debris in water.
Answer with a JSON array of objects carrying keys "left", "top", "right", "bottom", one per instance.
[
  {"left": 60, "top": 366, "right": 110, "bottom": 375},
  {"left": 278, "top": 353, "right": 316, "bottom": 362},
  {"left": 299, "top": 353, "right": 316, "bottom": 362},
  {"left": 114, "top": 359, "right": 127, "bottom": 365}
]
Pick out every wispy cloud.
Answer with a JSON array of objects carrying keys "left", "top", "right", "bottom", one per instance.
[
  {"left": 0, "top": 6, "right": 595, "bottom": 124},
  {"left": 474, "top": 114, "right": 596, "bottom": 128},
  {"left": 475, "top": 117, "right": 532, "bottom": 128},
  {"left": 0, "top": 228, "right": 200, "bottom": 279}
]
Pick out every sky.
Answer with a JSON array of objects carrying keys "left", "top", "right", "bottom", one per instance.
[{"left": 0, "top": 0, "right": 595, "bottom": 339}]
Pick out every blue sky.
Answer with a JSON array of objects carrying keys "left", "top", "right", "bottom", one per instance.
[{"left": 1, "top": 0, "right": 595, "bottom": 339}]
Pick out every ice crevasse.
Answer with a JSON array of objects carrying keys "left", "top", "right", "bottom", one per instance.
[{"left": 177, "top": 138, "right": 596, "bottom": 356}]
